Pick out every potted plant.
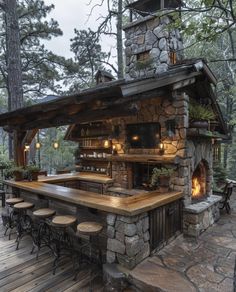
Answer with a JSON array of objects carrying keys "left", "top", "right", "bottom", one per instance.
[
  {"left": 26, "top": 165, "right": 40, "bottom": 181},
  {"left": 151, "top": 167, "right": 174, "bottom": 190},
  {"left": 189, "top": 102, "right": 215, "bottom": 129},
  {"left": 10, "top": 166, "right": 25, "bottom": 181}
]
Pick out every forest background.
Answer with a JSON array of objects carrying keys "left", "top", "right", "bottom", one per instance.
[{"left": 0, "top": 0, "right": 235, "bottom": 180}]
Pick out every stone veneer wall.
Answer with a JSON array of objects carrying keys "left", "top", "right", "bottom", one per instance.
[
  {"left": 106, "top": 213, "right": 150, "bottom": 269},
  {"left": 124, "top": 14, "right": 183, "bottom": 80},
  {"left": 183, "top": 195, "right": 221, "bottom": 237},
  {"left": 110, "top": 92, "right": 188, "bottom": 189}
]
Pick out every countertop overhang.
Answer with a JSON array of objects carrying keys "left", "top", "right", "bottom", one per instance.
[{"left": 5, "top": 175, "right": 183, "bottom": 216}]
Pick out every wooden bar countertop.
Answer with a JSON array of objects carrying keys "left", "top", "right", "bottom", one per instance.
[
  {"left": 38, "top": 172, "right": 114, "bottom": 184},
  {"left": 5, "top": 175, "right": 183, "bottom": 216}
]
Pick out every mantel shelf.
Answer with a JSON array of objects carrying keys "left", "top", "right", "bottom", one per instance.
[{"left": 106, "top": 154, "right": 180, "bottom": 164}]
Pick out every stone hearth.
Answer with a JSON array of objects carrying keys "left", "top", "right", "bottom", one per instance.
[{"left": 183, "top": 195, "right": 221, "bottom": 237}]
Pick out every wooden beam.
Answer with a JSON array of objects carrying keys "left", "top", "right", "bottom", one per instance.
[
  {"left": 16, "top": 103, "right": 139, "bottom": 131},
  {"left": 21, "top": 129, "right": 38, "bottom": 148}
]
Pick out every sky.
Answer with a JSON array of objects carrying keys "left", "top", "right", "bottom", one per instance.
[{"left": 43, "top": 0, "right": 115, "bottom": 60}]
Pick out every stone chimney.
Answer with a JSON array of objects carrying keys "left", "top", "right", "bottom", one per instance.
[{"left": 124, "top": 0, "right": 184, "bottom": 80}]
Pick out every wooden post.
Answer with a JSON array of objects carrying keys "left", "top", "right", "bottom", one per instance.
[{"left": 13, "top": 130, "right": 25, "bottom": 166}]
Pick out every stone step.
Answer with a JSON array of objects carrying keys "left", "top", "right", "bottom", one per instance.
[{"left": 128, "top": 258, "right": 196, "bottom": 292}]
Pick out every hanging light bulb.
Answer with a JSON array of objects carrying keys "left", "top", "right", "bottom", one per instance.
[
  {"left": 36, "top": 142, "right": 41, "bottom": 149},
  {"left": 53, "top": 141, "right": 59, "bottom": 149}
]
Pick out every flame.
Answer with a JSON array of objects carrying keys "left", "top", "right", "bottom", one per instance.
[{"left": 192, "top": 178, "right": 201, "bottom": 198}]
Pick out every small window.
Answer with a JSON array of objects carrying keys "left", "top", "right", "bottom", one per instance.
[
  {"left": 169, "top": 51, "right": 177, "bottom": 65},
  {"left": 137, "top": 51, "right": 150, "bottom": 62}
]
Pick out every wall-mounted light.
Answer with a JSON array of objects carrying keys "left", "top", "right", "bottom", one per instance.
[
  {"left": 53, "top": 141, "right": 59, "bottom": 149},
  {"left": 104, "top": 140, "right": 110, "bottom": 148},
  {"left": 36, "top": 142, "right": 41, "bottom": 149},
  {"left": 24, "top": 144, "right": 30, "bottom": 152},
  {"left": 158, "top": 141, "right": 165, "bottom": 155},
  {"left": 131, "top": 135, "right": 139, "bottom": 141}
]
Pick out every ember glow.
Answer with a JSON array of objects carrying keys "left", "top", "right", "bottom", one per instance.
[{"left": 192, "top": 177, "right": 201, "bottom": 198}]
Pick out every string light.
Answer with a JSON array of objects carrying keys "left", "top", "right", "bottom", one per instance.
[{"left": 53, "top": 141, "right": 59, "bottom": 149}]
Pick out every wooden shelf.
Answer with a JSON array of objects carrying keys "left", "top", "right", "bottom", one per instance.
[
  {"left": 79, "top": 157, "right": 109, "bottom": 161},
  {"left": 187, "top": 128, "right": 228, "bottom": 139},
  {"left": 105, "top": 154, "right": 179, "bottom": 164},
  {"left": 79, "top": 146, "right": 110, "bottom": 150}
]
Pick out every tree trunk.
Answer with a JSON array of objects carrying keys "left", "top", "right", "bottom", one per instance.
[
  {"left": 117, "top": 0, "right": 124, "bottom": 79},
  {"left": 4, "top": 0, "right": 23, "bottom": 162}
]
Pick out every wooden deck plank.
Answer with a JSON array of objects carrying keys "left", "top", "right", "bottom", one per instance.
[
  {"left": 0, "top": 210, "right": 105, "bottom": 291},
  {"left": 11, "top": 261, "right": 73, "bottom": 292}
]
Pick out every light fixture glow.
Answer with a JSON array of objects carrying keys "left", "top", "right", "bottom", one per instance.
[
  {"left": 132, "top": 135, "right": 139, "bottom": 141},
  {"left": 158, "top": 142, "right": 165, "bottom": 155},
  {"left": 53, "top": 141, "right": 59, "bottom": 149},
  {"left": 104, "top": 140, "right": 110, "bottom": 148},
  {"left": 24, "top": 144, "right": 30, "bottom": 152},
  {"left": 36, "top": 142, "right": 41, "bottom": 149}
]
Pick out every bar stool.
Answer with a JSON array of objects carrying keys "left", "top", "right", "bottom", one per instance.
[
  {"left": 0, "top": 189, "right": 5, "bottom": 207},
  {"left": 75, "top": 221, "right": 103, "bottom": 285},
  {"left": 50, "top": 215, "right": 77, "bottom": 274},
  {"left": 14, "top": 202, "right": 34, "bottom": 250},
  {"left": 2, "top": 197, "right": 24, "bottom": 239},
  {"left": 31, "top": 208, "right": 56, "bottom": 259}
]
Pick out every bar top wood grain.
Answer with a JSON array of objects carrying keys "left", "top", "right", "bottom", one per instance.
[
  {"left": 5, "top": 179, "right": 183, "bottom": 216},
  {"left": 38, "top": 172, "right": 114, "bottom": 184}
]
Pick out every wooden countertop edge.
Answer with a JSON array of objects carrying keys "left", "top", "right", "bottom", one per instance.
[
  {"left": 38, "top": 173, "right": 114, "bottom": 184},
  {"left": 5, "top": 180, "right": 183, "bottom": 216}
]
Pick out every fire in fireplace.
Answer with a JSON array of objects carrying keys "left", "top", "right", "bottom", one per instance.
[{"left": 191, "top": 161, "right": 209, "bottom": 202}]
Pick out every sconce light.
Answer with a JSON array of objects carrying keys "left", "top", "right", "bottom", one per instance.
[
  {"left": 36, "top": 142, "right": 41, "bottom": 149},
  {"left": 131, "top": 135, "right": 139, "bottom": 141},
  {"left": 24, "top": 144, "right": 30, "bottom": 152},
  {"left": 158, "top": 141, "right": 165, "bottom": 155},
  {"left": 53, "top": 141, "right": 59, "bottom": 149},
  {"left": 116, "top": 143, "right": 122, "bottom": 151},
  {"left": 104, "top": 140, "right": 110, "bottom": 149},
  {"left": 112, "top": 144, "right": 117, "bottom": 155}
]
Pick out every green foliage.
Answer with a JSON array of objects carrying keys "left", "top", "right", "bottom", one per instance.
[
  {"left": 213, "top": 162, "right": 227, "bottom": 187},
  {"left": 25, "top": 165, "right": 40, "bottom": 173},
  {"left": 10, "top": 166, "right": 25, "bottom": 173},
  {"left": 65, "top": 28, "right": 109, "bottom": 91},
  {"left": 189, "top": 101, "right": 215, "bottom": 121},
  {"left": 151, "top": 167, "right": 174, "bottom": 187}
]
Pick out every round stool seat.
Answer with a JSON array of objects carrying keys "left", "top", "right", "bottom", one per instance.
[
  {"left": 52, "top": 215, "right": 77, "bottom": 227},
  {"left": 14, "top": 202, "right": 34, "bottom": 210},
  {"left": 6, "top": 198, "right": 24, "bottom": 206},
  {"left": 77, "top": 222, "right": 103, "bottom": 236},
  {"left": 33, "top": 208, "right": 56, "bottom": 218}
]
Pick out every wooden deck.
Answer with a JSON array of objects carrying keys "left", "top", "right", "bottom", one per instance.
[{"left": 0, "top": 209, "right": 104, "bottom": 292}]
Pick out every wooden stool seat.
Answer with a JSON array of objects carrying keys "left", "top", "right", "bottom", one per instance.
[
  {"left": 6, "top": 198, "right": 24, "bottom": 205},
  {"left": 52, "top": 215, "right": 77, "bottom": 227},
  {"left": 33, "top": 208, "right": 56, "bottom": 218},
  {"left": 14, "top": 202, "right": 34, "bottom": 210},
  {"left": 77, "top": 221, "right": 103, "bottom": 236}
]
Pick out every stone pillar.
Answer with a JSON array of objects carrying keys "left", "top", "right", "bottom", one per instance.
[{"left": 106, "top": 212, "right": 150, "bottom": 269}]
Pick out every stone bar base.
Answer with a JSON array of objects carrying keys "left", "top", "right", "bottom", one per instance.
[
  {"left": 106, "top": 213, "right": 150, "bottom": 270},
  {"left": 183, "top": 195, "right": 221, "bottom": 237}
]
